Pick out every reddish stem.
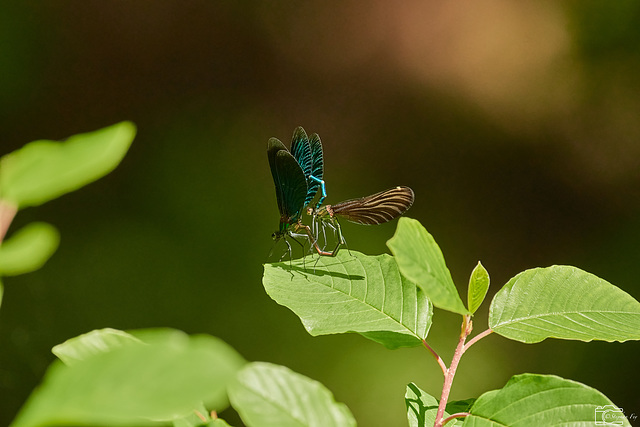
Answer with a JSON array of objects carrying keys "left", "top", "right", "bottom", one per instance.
[
  {"left": 442, "top": 412, "right": 472, "bottom": 425},
  {"left": 423, "top": 339, "right": 447, "bottom": 376},
  {"left": 434, "top": 316, "right": 473, "bottom": 427},
  {"left": 0, "top": 200, "right": 18, "bottom": 244},
  {"left": 462, "top": 328, "right": 493, "bottom": 355},
  {"left": 194, "top": 410, "right": 207, "bottom": 422}
]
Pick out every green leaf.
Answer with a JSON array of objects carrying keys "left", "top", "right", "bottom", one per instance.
[
  {"left": 52, "top": 328, "right": 142, "bottom": 366},
  {"left": 467, "top": 261, "right": 489, "bottom": 314},
  {"left": 0, "top": 278, "right": 3, "bottom": 309},
  {"left": 465, "top": 374, "right": 630, "bottom": 426},
  {"left": 387, "top": 217, "right": 468, "bottom": 315},
  {"left": 0, "top": 222, "right": 60, "bottom": 276},
  {"left": 489, "top": 265, "right": 640, "bottom": 343},
  {"left": 263, "top": 250, "right": 432, "bottom": 349},
  {"left": 0, "top": 121, "right": 135, "bottom": 209},
  {"left": 446, "top": 399, "right": 475, "bottom": 416},
  {"left": 11, "top": 329, "right": 246, "bottom": 427},
  {"left": 229, "top": 362, "right": 356, "bottom": 427},
  {"left": 406, "top": 382, "right": 439, "bottom": 427},
  {"left": 405, "top": 383, "right": 472, "bottom": 427}
]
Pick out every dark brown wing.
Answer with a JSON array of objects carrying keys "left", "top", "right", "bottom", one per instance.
[
  {"left": 267, "top": 138, "right": 289, "bottom": 216},
  {"left": 267, "top": 138, "right": 307, "bottom": 223},
  {"left": 330, "top": 186, "right": 415, "bottom": 225}
]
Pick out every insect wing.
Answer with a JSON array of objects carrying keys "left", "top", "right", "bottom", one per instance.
[
  {"left": 290, "top": 127, "right": 312, "bottom": 178},
  {"left": 331, "top": 186, "right": 415, "bottom": 225},
  {"left": 267, "top": 137, "right": 289, "bottom": 215},
  {"left": 305, "top": 132, "right": 324, "bottom": 206},
  {"left": 273, "top": 150, "right": 308, "bottom": 222}
]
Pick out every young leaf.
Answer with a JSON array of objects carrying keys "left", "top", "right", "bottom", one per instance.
[
  {"left": 11, "top": 330, "right": 246, "bottom": 427},
  {"left": 229, "top": 362, "right": 356, "bottom": 427},
  {"left": 263, "top": 250, "right": 432, "bottom": 349},
  {"left": 0, "top": 121, "right": 135, "bottom": 209},
  {"left": 465, "top": 374, "right": 630, "bottom": 426},
  {"left": 387, "top": 217, "right": 468, "bottom": 315},
  {"left": 467, "top": 261, "right": 489, "bottom": 314},
  {"left": 405, "top": 383, "right": 472, "bottom": 427},
  {"left": 0, "top": 222, "right": 60, "bottom": 276},
  {"left": 489, "top": 265, "right": 640, "bottom": 343},
  {"left": 52, "top": 328, "right": 142, "bottom": 366}
]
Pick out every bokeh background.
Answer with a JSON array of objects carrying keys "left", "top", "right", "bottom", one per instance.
[{"left": 1, "top": 1, "right": 640, "bottom": 425}]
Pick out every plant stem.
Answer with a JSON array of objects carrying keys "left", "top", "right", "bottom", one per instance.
[
  {"left": 194, "top": 410, "right": 207, "bottom": 422},
  {"left": 0, "top": 200, "right": 18, "bottom": 244},
  {"left": 434, "top": 315, "right": 473, "bottom": 427},
  {"left": 423, "top": 340, "right": 447, "bottom": 376},
  {"left": 425, "top": 320, "right": 493, "bottom": 426},
  {"left": 462, "top": 328, "right": 493, "bottom": 355},
  {"left": 442, "top": 412, "right": 471, "bottom": 425}
]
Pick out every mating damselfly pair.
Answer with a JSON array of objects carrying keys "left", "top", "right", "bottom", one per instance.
[{"left": 268, "top": 126, "right": 414, "bottom": 264}]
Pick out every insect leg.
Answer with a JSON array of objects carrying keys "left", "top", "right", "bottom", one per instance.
[{"left": 309, "top": 175, "right": 327, "bottom": 209}]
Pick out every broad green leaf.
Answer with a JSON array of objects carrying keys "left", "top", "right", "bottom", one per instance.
[
  {"left": 387, "top": 218, "right": 468, "bottom": 315},
  {"left": 52, "top": 328, "right": 142, "bottom": 366},
  {"left": 263, "top": 250, "right": 432, "bottom": 349},
  {"left": 0, "top": 278, "right": 3, "bottom": 309},
  {"left": 465, "top": 374, "right": 630, "bottom": 426},
  {"left": 0, "top": 121, "right": 135, "bottom": 209},
  {"left": 406, "top": 383, "right": 439, "bottom": 427},
  {"left": 406, "top": 383, "right": 471, "bottom": 427},
  {"left": 229, "top": 362, "right": 356, "bottom": 427},
  {"left": 0, "top": 222, "right": 59, "bottom": 276},
  {"left": 489, "top": 265, "right": 640, "bottom": 343},
  {"left": 467, "top": 262, "right": 489, "bottom": 314},
  {"left": 11, "top": 330, "right": 246, "bottom": 427}
]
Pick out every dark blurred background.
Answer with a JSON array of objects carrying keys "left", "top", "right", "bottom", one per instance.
[{"left": 1, "top": 1, "right": 639, "bottom": 425}]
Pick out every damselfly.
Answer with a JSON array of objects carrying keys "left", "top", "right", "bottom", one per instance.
[{"left": 268, "top": 127, "right": 334, "bottom": 261}]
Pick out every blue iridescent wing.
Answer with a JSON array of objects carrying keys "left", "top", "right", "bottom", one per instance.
[
  {"left": 306, "top": 132, "right": 324, "bottom": 207},
  {"left": 290, "top": 127, "right": 312, "bottom": 178}
]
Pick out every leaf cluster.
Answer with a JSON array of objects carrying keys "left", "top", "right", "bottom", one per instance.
[
  {"left": 0, "top": 122, "right": 136, "bottom": 306},
  {"left": 3, "top": 125, "right": 639, "bottom": 426},
  {"left": 12, "top": 328, "right": 356, "bottom": 427},
  {"left": 261, "top": 217, "right": 640, "bottom": 426}
]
